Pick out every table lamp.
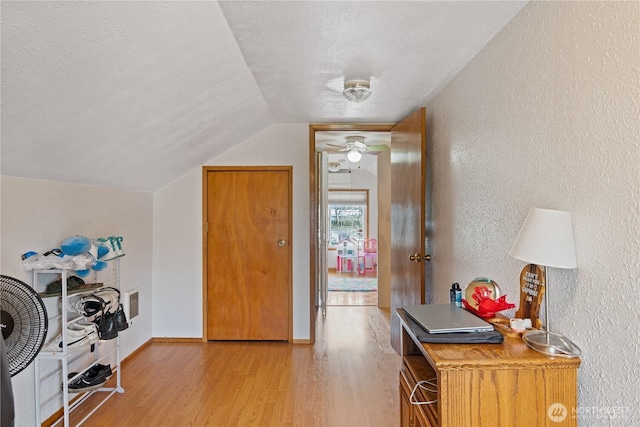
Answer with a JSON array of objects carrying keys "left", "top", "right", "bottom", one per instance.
[{"left": 509, "top": 208, "right": 581, "bottom": 357}]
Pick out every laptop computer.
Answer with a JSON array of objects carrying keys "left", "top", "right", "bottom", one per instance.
[{"left": 402, "top": 304, "right": 494, "bottom": 334}]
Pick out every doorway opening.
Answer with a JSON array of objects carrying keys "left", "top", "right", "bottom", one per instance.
[
  {"left": 309, "top": 108, "right": 428, "bottom": 347},
  {"left": 309, "top": 125, "right": 392, "bottom": 325},
  {"left": 326, "top": 188, "right": 376, "bottom": 306}
]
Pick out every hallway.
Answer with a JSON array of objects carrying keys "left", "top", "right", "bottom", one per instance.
[{"left": 66, "top": 306, "right": 400, "bottom": 426}]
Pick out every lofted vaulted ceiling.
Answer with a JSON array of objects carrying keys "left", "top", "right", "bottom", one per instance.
[{"left": 1, "top": 1, "right": 526, "bottom": 192}]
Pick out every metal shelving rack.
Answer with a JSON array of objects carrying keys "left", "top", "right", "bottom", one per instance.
[{"left": 34, "top": 259, "right": 124, "bottom": 426}]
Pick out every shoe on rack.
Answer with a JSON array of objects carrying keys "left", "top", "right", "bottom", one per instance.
[
  {"left": 85, "top": 363, "right": 113, "bottom": 380},
  {"left": 60, "top": 292, "right": 103, "bottom": 316},
  {"left": 45, "top": 275, "right": 85, "bottom": 294},
  {"left": 75, "top": 319, "right": 99, "bottom": 345},
  {"left": 111, "top": 236, "right": 125, "bottom": 258},
  {"left": 92, "top": 287, "right": 120, "bottom": 314},
  {"left": 96, "top": 236, "right": 125, "bottom": 261},
  {"left": 68, "top": 294, "right": 106, "bottom": 320},
  {"left": 43, "top": 322, "right": 98, "bottom": 353},
  {"left": 67, "top": 365, "right": 109, "bottom": 393}
]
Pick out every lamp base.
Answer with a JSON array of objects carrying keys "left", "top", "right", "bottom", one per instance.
[{"left": 523, "top": 330, "right": 581, "bottom": 358}]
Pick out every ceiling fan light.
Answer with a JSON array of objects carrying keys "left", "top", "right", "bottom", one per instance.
[
  {"left": 347, "top": 148, "right": 362, "bottom": 162},
  {"left": 343, "top": 80, "right": 371, "bottom": 103}
]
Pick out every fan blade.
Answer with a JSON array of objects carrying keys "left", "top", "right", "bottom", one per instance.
[
  {"left": 352, "top": 141, "right": 368, "bottom": 150},
  {"left": 325, "top": 143, "right": 344, "bottom": 148},
  {"left": 366, "top": 144, "right": 390, "bottom": 152}
]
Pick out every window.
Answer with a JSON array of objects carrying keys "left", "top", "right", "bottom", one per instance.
[{"left": 328, "top": 205, "right": 366, "bottom": 245}]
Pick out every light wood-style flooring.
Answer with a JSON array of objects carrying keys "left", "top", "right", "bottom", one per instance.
[
  {"left": 327, "top": 271, "right": 378, "bottom": 306},
  {"left": 68, "top": 306, "right": 400, "bottom": 426},
  {"left": 326, "top": 291, "right": 378, "bottom": 306}
]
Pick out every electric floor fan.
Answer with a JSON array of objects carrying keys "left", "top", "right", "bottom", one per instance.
[{"left": 1, "top": 275, "right": 48, "bottom": 376}]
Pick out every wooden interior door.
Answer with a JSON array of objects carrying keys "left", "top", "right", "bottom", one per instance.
[
  {"left": 204, "top": 167, "right": 291, "bottom": 341},
  {"left": 390, "top": 108, "right": 428, "bottom": 352}
]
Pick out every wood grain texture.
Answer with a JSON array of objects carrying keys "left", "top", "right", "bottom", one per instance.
[
  {"left": 66, "top": 306, "right": 401, "bottom": 426},
  {"left": 398, "top": 309, "right": 580, "bottom": 427},
  {"left": 204, "top": 167, "right": 292, "bottom": 341},
  {"left": 515, "top": 264, "right": 546, "bottom": 329},
  {"left": 326, "top": 291, "right": 378, "bottom": 306},
  {"left": 390, "top": 108, "right": 427, "bottom": 352}
]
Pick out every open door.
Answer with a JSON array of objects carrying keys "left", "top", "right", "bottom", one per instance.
[{"left": 390, "top": 107, "right": 431, "bottom": 352}]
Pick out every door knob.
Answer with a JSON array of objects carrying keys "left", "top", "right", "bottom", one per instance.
[
  {"left": 424, "top": 254, "right": 431, "bottom": 262},
  {"left": 278, "top": 239, "right": 286, "bottom": 247},
  {"left": 409, "top": 253, "right": 422, "bottom": 262}
]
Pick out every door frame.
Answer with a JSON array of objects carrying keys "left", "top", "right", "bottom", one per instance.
[
  {"left": 202, "top": 165, "right": 293, "bottom": 342},
  {"left": 309, "top": 124, "right": 393, "bottom": 343}
]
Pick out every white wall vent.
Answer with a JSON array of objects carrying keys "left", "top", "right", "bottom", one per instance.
[{"left": 123, "top": 288, "right": 139, "bottom": 326}]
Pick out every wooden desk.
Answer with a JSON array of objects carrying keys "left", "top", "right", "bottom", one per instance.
[{"left": 398, "top": 309, "right": 580, "bottom": 427}]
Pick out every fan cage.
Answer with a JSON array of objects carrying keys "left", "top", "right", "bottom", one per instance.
[{"left": 1, "top": 274, "right": 48, "bottom": 376}]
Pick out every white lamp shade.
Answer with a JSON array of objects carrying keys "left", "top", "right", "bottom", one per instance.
[
  {"left": 509, "top": 208, "right": 577, "bottom": 269},
  {"left": 347, "top": 148, "right": 362, "bottom": 163}
]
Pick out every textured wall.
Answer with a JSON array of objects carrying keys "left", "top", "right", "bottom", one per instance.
[
  {"left": 427, "top": 1, "right": 639, "bottom": 424},
  {"left": 152, "top": 124, "right": 311, "bottom": 339},
  {"left": 0, "top": 176, "right": 153, "bottom": 426}
]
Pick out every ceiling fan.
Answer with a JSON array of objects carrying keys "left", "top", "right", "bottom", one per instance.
[{"left": 325, "top": 136, "right": 389, "bottom": 162}]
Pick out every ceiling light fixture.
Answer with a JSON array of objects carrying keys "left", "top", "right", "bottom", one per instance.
[
  {"left": 343, "top": 79, "right": 371, "bottom": 103},
  {"left": 327, "top": 162, "right": 341, "bottom": 172},
  {"left": 347, "top": 147, "right": 363, "bottom": 163}
]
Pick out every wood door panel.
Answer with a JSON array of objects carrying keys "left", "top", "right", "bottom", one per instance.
[
  {"left": 205, "top": 168, "right": 291, "bottom": 341},
  {"left": 390, "top": 108, "right": 426, "bottom": 352}
]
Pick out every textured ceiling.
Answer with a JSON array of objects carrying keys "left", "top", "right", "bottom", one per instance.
[{"left": 1, "top": 1, "right": 526, "bottom": 192}]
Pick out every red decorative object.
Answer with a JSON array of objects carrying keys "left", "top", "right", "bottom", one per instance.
[{"left": 462, "top": 285, "right": 515, "bottom": 319}]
